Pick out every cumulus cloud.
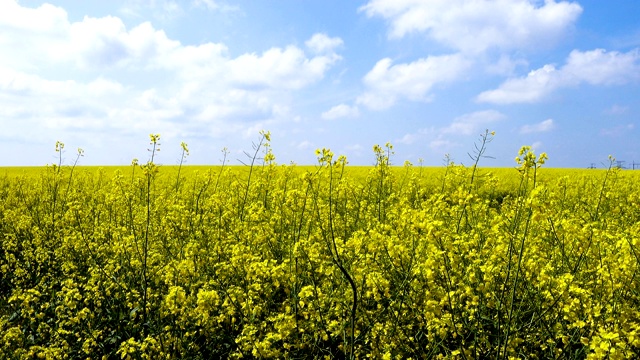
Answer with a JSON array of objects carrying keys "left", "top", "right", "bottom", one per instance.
[
  {"left": 305, "top": 33, "right": 344, "bottom": 54},
  {"left": 359, "top": 0, "right": 582, "bottom": 54},
  {"left": 357, "top": 54, "right": 470, "bottom": 110},
  {"left": 520, "top": 119, "right": 555, "bottom": 133},
  {"left": 68, "top": 18, "right": 171, "bottom": 69},
  {"left": 477, "top": 64, "right": 560, "bottom": 104},
  {"left": 228, "top": 46, "right": 340, "bottom": 90},
  {"left": 0, "top": 3, "right": 184, "bottom": 71},
  {"left": 0, "top": 1, "right": 340, "bottom": 80},
  {"left": 0, "top": 0, "right": 343, "bottom": 152},
  {"left": 563, "top": 48, "right": 640, "bottom": 85},
  {"left": 477, "top": 48, "right": 640, "bottom": 104},
  {"left": 321, "top": 104, "right": 360, "bottom": 120}
]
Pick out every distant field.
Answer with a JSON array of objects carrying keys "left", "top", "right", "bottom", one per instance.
[
  {"left": 2, "top": 157, "right": 640, "bottom": 358},
  {"left": 0, "top": 163, "right": 621, "bottom": 177},
  {"left": 2, "top": 164, "right": 631, "bottom": 195}
]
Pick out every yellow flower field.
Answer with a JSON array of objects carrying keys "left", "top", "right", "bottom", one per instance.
[{"left": 1, "top": 133, "right": 640, "bottom": 359}]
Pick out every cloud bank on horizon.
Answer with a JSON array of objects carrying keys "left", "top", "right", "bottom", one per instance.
[{"left": 0, "top": 0, "right": 638, "bottom": 167}]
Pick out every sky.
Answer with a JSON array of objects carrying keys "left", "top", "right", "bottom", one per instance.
[{"left": 1, "top": 0, "right": 639, "bottom": 168}]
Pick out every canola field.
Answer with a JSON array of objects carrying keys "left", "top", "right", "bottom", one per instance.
[{"left": 2, "top": 135, "right": 640, "bottom": 359}]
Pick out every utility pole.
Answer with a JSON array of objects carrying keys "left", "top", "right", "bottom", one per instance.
[{"left": 615, "top": 160, "right": 626, "bottom": 169}]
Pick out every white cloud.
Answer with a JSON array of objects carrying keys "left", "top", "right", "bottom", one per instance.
[
  {"left": 193, "top": 0, "right": 219, "bottom": 10},
  {"left": 0, "top": 1, "right": 343, "bottom": 149},
  {"left": 68, "top": 18, "right": 153, "bottom": 69},
  {"left": 0, "top": 65, "right": 120, "bottom": 102},
  {"left": 120, "top": 0, "right": 185, "bottom": 21},
  {"left": 477, "top": 64, "right": 560, "bottom": 104},
  {"left": 321, "top": 104, "right": 360, "bottom": 120},
  {"left": 0, "top": 1, "right": 67, "bottom": 32},
  {"left": 563, "top": 48, "right": 640, "bottom": 85},
  {"left": 0, "top": 1, "right": 340, "bottom": 83},
  {"left": 357, "top": 54, "right": 470, "bottom": 110},
  {"left": 228, "top": 45, "right": 341, "bottom": 90},
  {"left": 442, "top": 110, "right": 506, "bottom": 135},
  {"left": 520, "top": 119, "right": 555, "bottom": 134},
  {"left": 477, "top": 48, "right": 640, "bottom": 104},
  {"left": 191, "top": 0, "right": 239, "bottom": 12},
  {"left": 305, "top": 33, "right": 344, "bottom": 54},
  {"left": 360, "top": 0, "right": 582, "bottom": 54},
  {"left": 87, "top": 77, "right": 125, "bottom": 96},
  {"left": 121, "top": 0, "right": 239, "bottom": 21},
  {"left": 0, "top": 64, "right": 133, "bottom": 144},
  {"left": 0, "top": 3, "right": 183, "bottom": 71}
]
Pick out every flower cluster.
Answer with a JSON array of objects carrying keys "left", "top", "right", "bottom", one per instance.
[{"left": 1, "top": 137, "right": 640, "bottom": 359}]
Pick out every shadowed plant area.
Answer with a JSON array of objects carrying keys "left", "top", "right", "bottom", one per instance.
[{"left": 1, "top": 132, "right": 640, "bottom": 359}]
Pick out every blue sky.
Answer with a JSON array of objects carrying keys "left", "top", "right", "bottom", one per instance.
[{"left": 1, "top": 0, "right": 639, "bottom": 167}]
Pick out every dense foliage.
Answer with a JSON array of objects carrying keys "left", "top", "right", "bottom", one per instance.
[{"left": 1, "top": 133, "right": 640, "bottom": 359}]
